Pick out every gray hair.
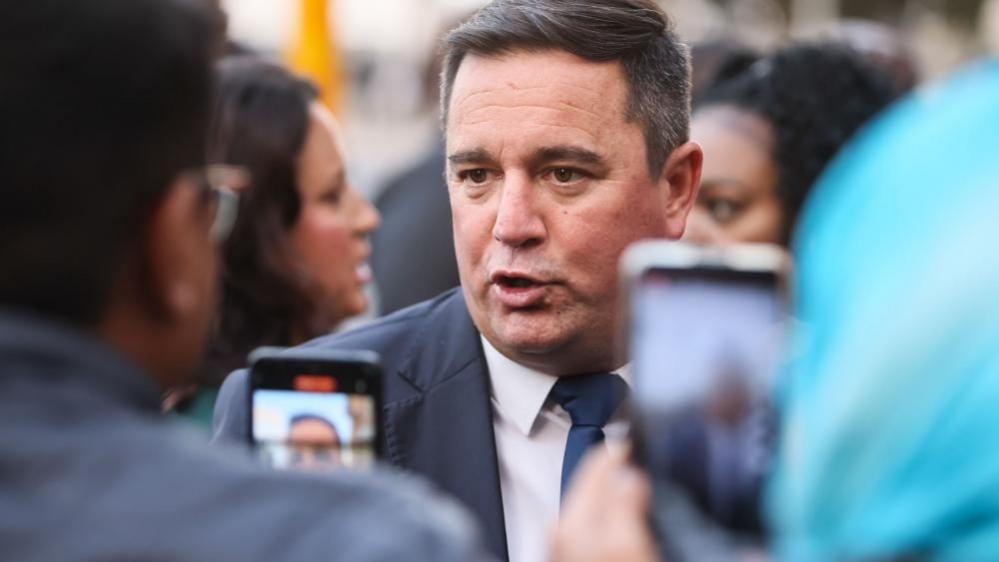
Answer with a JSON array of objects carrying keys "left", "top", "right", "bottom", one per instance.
[{"left": 440, "top": 0, "right": 691, "bottom": 176}]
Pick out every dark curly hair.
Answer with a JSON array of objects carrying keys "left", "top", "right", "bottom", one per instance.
[
  {"left": 202, "top": 57, "right": 336, "bottom": 384},
  {"left": 695, "top": 43, "right": 898, "bottom": 243}
]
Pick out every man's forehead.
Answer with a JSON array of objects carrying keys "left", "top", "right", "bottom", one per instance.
[
  {"left": 445, "top": 50, "right": 633, "bottom": 155},
  {"left": 448, "top": 50, "right": 628, "bottom": 123}
]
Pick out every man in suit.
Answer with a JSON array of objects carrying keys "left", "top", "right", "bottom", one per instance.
[
  {"left": 0, "top": 1, "right": 490, "bottom": 560},
  {"left": 214, "top": 1, "right": 702, "bottom": 561}
]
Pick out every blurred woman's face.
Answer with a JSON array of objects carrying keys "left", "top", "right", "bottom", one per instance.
[
  {"left": 684, "top": 105, "right": 783, "bottom": 246},
  {"left": 290, "top": 102, "right": 380, "bottom": 324}
]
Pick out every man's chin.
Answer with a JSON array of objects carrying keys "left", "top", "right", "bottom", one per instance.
[{"left": 488, "top": 316, "right": 574, "bottom": 358}]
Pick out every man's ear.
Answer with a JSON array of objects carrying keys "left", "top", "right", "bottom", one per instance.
[
  {"left": 138, "top": 174, "right": 212, "bottom": 322},
  {"left": 658, "top": 141, "right": 703, "bottom": 240}
]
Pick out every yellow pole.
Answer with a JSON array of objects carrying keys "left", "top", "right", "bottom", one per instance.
[{"left": 287, "top": 0, "right": 343, "bottom": 113}]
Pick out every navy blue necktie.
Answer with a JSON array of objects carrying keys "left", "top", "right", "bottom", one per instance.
[{"left": 548, "top": 373, "right": 628, "bottom": 499}]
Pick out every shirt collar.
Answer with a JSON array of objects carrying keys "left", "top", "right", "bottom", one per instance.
[{"left": 481, "top": 335, "right": 631, "bottom": 437}]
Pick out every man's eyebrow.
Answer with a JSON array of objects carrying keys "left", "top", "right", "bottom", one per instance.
[
  {"left": 447, "top": 149, "right": 492, "bottom": 165},
  {"left": 447, "top": 146, "right": 608, "bottom": 168},
  {"left": 532, "top": 146, "right": 605, "bottom": 166}
]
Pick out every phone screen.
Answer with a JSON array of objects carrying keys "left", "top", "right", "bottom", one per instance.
[
  {"left": 630, "top": 267, "right": 785, "bottom": 538},
  {"left": 251, "top": 372, "right": 377, "bottom": 472}
]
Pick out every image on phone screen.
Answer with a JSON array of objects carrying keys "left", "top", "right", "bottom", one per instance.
[
  {"left": 252, "top": 380, "right": 376, "bottom": 472},
  {"left": 631, "top": 268, "right": 785, "bottom": 537}
]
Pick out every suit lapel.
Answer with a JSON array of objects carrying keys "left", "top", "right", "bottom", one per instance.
[{"left": 382, "top": 290, "right": 509, "bottom": 561}]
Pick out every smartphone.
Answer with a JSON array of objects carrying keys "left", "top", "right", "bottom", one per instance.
[
  {"left": 620, "top": 242, "right": 790, "bottom": 557},
  {"left": 247, "top": 348, "right": 382, "bottom": 472}
]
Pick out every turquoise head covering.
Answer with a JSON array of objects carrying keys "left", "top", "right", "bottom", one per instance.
[{"left": 770, "top": 60, "right": 999, "bottom": 561}]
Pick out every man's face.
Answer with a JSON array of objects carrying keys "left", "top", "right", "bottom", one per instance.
[
  {"left": 446, "top": 50, "right": 677, "bottom": 374},
  {"left": 288, "top": 417, "right": 342, "bottom": 470}
]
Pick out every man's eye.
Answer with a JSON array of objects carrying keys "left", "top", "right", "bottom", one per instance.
[
  {"left": 551, "top": 167, "right": 582, "bottom": 184},
  {"left": 460, "top": 169, "right": 490, "bottom": 184},
  {"left": 706, "top": 199, "right": 741, "bottom": 224}
]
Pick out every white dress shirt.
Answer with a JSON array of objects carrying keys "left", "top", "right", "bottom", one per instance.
[{"left": 482, "top": 336, "right": 630, "bottom": 562}]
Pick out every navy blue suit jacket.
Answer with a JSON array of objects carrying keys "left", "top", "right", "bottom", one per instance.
[{"left": 213, "top": 288, "right": 509, "bottom": 561}]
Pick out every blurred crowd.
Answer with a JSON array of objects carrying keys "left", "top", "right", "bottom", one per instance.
[{"left": 1, "top": 0, "right": 998, "bottom": 561}]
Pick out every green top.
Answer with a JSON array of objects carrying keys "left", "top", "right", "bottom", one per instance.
[{"left": 170, "top": 387, "right": 220, "bottom": 432}]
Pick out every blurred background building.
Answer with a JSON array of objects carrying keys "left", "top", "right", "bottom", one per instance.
[
  {"left": 220, "top": 0, "right": 997, "bottom": 316},
  {"left": 223, "top": 0, "right": 997, "bottom": 198}
]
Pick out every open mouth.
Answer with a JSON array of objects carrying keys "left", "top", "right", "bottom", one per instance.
[
  {"left": 496, "top": 275, "right": 540, "bottom": 289},
  {"left": 490, "top": 272, "right": 552, "bottom": 308}
]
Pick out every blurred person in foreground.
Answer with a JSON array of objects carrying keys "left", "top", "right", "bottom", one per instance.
[
  {"left": 0, "top": 1, "right": 487, "bottom": 559},
  {"left": 202, "top": 0, "right": 253, "bottom": 57},
  {"left": 168, "top": 57, "right": 380, "bottom": 424},
  {"left": 685, "top": 43, "right": 897, "bottom": 247},
  {"left": 214, "top": 1, "right": 703, "bottom": 560},
  {"left": 771, "top": 59, "right": 999, "bottom": 560}
]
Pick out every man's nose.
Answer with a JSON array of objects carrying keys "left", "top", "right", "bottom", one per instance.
[{"left": 492, "top": 174, "right": 546, "bottom": 248}]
